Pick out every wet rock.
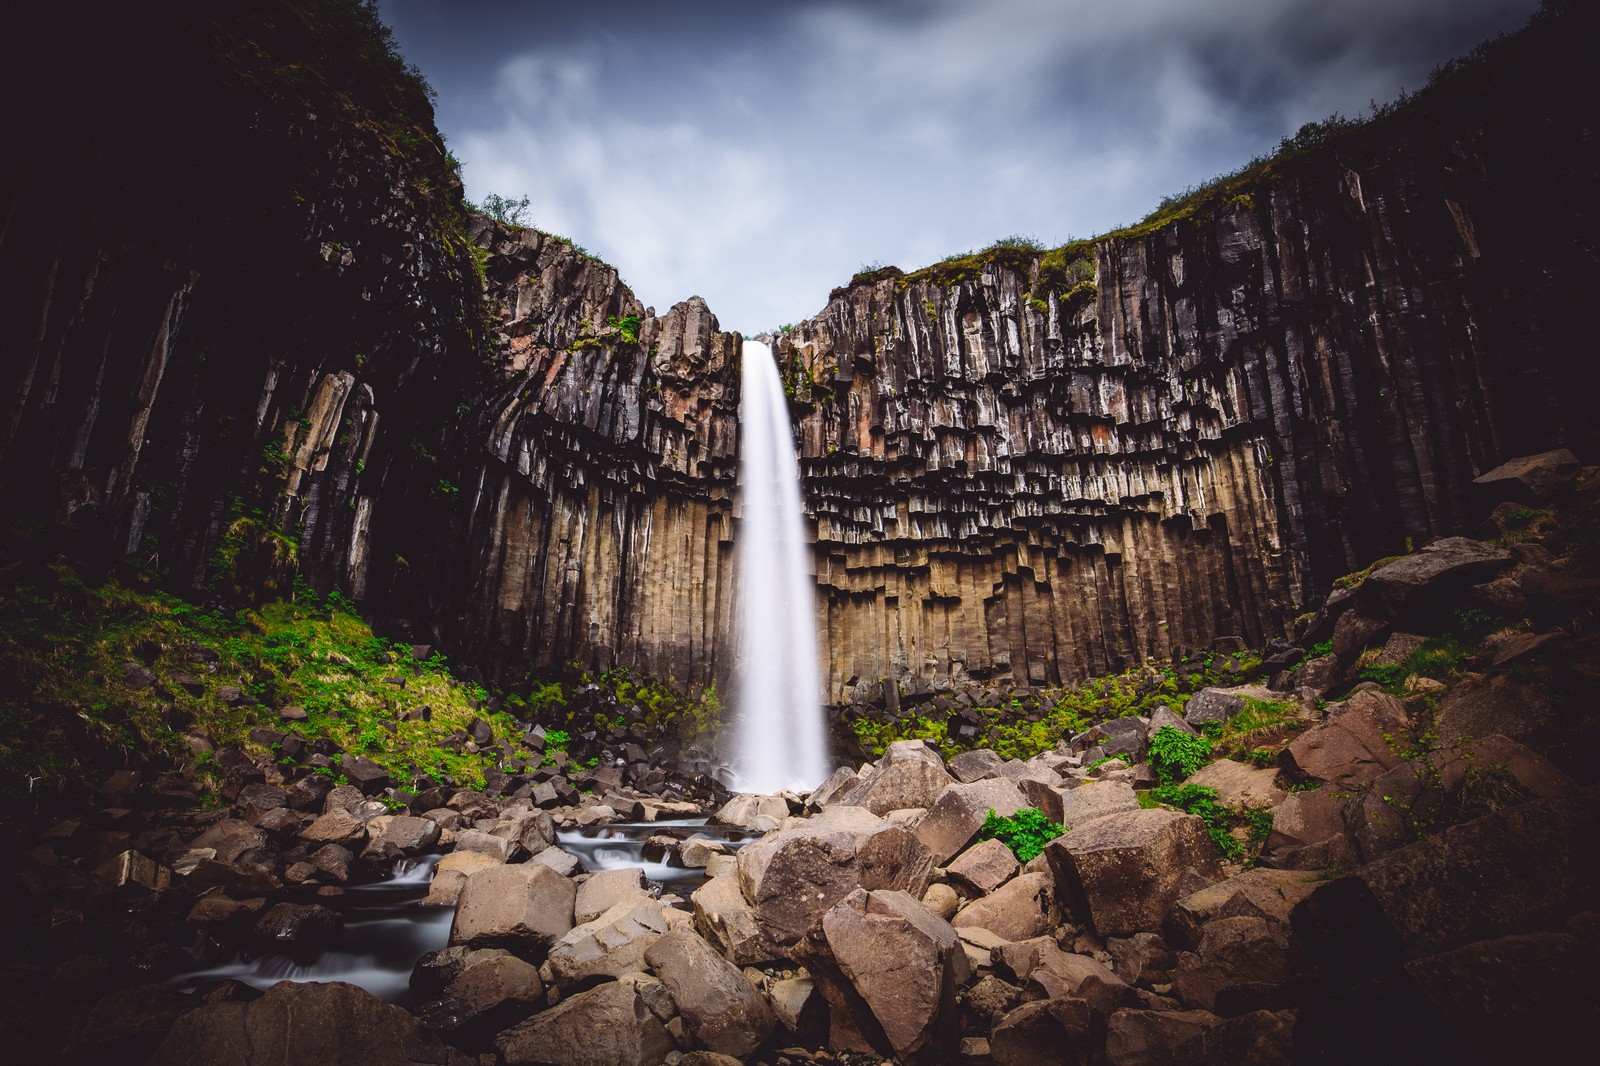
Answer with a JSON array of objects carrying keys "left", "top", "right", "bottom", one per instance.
[
  {"left": 495, "top": 978, "right": 674, "bottom": 1066},
  {"left": 645, "top": 928, "right": 775, "bottom": 1057},
  {"left": 449, "top": 863, "right": 576, "bottom": 957},
  {"left": 837, "top": 740, "right": 955, "bottom": 816},
  {"left": 253, "top": 902, "right": 339, "bottom": 947},
  {"left": 149, "top": 980, "right": 469, "bottom": 1065},
  {"left": 945, "top": 837, "right": 1020, "bottom": 896},
  {"left": 915, "top": 778, "right": 1028, "bottom": 864},
  {"left": 1282, "top": 688, "right": 1411, "bottom": 788},
  {"left": 799, "top": 888, "right": 969, "bottom": 1061},
  {"left": 736, "top": 804, "right": 934, "bottom": 946},
  {"left": 952, "top": 871, "right": 1056, "bottom": 942},
  {"left": 1047, "top": 809, "right": 1222, "bottom": 937}
]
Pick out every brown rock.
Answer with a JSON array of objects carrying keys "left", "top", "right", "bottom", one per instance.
[
  {"left": 1290, "top": 786, "right": 1600, "bottom": 980},
  {"left": 1433, "top": 674, "right": 1558, "bottom": 748},
  {"left": 1058, "top": 780, "right": 1140, "bottom": 829},
  {"left": 801, "top": 888, "right": 969, "bottom": 1062},
  {"left": 190, "top": 820, "right": 270, "bottom": 863},
  {"left": 1282, "top": 687, "right": 1410, "bottom": 788},
  {"left": 838, "top": 739, "right": 955, "bottom": 815},
  {"left": 1168, "top": 868, "right": 1319, "bottom": 950},
  {"left": 148, "top": 981, "right": 469, "bottom": 1066},
  {"left": 1359, "top": 538, "right": 1512, "bottom": 619},
  {"left": 736, "top": 804, "right": 934, "bottom": 946},
  {"left": 1472, "top": 448, "right": 1582, "bottom": 502},
  {"left": 989, "top": 1000, "right": 1087, "bottom": 1066},
  {"left": 806, "top": 765, "right": 859, "bottom": 809},
  {"left": 922, "top": 882, "right": 961, "bottom": 920},
  {"left": 449, "top": 863, "right": 575, "bottom": 956},
  {"left": 915, "top": 778, "right": 1028, "bottom": 864},
  {"left": 1104, "top": 1007, "right": 1220, "bottom": 1066},
  {"left": 418, "top": 952, "right": 543, "bottom": 1042},
  {"left": 1184, "top": 760, "right": 1286, "bottom": 810},
  {"left": 574, "top": 866, "right": 650, "bottom": 924},
  {"left": 949, "top": 749, "right": 1007, "bottom": 783},
  {"left": 945, "top": 837, "right": 1020, "bottom": 895},
  {"left": 421, "top": 850, "right": 499, "bottom": 907},
  {"left": 495, "top": 978, "right": 674, "bottom": 1066},
  {"left": 951, "top": 871, "right": 1056, "bottom": 942},
  {"left": 360, "top": 814, "right": 441, "bottom": 860},
  {"left": 1174, "top": 1008, "right": 1296, "bottom": 1065},
  {"left": 1047, "top": 809, "right": 1222, "bottom": 937},
  {"left": 297, "top": 809, "right": 367, "bottom": 849},
  {"left": 644, "top": 928, "right": 775, "bottom": 1057},
  {"left": 1172, "top": 916, "right": 1296, "bottom": 1015},
  {"left": 1260, "top": 784, "right": 1350, "bottom": 870},
  {"left": 548, "top": 897, "right": 681, "bottom": 987},
  {"left": 691, "top": 867, "right": 787, "bottom": 965}
]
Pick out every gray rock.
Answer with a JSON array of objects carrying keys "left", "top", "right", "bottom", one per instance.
[
  {"left": 495, "top": 978, "right": 674, "bottom": 1066},
  {"left": 837, "top": 739, "right": 955, "bottom": 815},
  {"left": 575, "top": 866, "right": 651, "bottom": 924},
  {"left": 915, "top": 778, "right": 1029, "bottom": 864},
  {"left": 449, "top": 863, "right": 576, "bottom": 956},
  {"left": 1047, "top": 809, "right": 1222, "bottom": 937}
]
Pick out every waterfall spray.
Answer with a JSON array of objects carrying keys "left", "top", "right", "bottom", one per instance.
[{"left": 731, "top": 338, "right": 830, "bottom": 794}]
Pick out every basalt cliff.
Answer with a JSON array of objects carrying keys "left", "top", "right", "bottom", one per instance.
[{"left": 3, "top": 0, "right": 1598, "bottom": 709}]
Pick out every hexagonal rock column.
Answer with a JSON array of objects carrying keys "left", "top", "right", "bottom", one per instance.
[{"left": 1045, "top": 809, "right": 1221, "bottom": 937}]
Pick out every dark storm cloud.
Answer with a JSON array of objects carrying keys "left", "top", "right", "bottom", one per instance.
[{"left": 380, "top": 0, "right": 1541, "bottom": 331}]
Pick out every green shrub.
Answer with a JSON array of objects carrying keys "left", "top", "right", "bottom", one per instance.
[
  {"left": 977, "top": 807, "right": 1065, "bottom": 863},
  {"left": 1148, "top": 725, "right": 1213, "bottom": 784}
]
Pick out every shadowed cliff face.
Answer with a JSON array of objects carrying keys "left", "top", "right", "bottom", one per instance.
[{"left": 1, "top": 1, "right": 1596, "bottom": 705}]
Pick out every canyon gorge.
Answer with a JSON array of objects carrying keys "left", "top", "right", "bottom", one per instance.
[{"left": 1, "top": 1, "right": 1596, "bottom": 708}]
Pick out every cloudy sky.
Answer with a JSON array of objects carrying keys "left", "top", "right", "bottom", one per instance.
[{"left": 380, "top": 0, "right": 1540, "bottom": 332}]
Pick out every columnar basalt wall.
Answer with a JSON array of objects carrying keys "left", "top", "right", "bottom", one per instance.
[{"left": 775, "top": 22, "right": 1600, "bottom": 699}]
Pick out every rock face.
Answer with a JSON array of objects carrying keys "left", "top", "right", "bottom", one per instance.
[
  {"left": 1047, "top": 809, "right": 1222, "bottom": 937},
  {"left": 4, "top": 2, "right": 1598, "bottom": 704}
]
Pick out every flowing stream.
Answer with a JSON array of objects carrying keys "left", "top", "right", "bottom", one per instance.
[{"left": 732, "top": 338, "right": 830, "bottom": 793}]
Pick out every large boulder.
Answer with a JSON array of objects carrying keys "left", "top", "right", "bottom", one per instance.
[
  {"left": 1358, "top": 538, "right": 1512, "bottom": 620},
  {"left": 1172, "top": 916, "right": 1297, "bottom": 1015},
  {"left": 1259, "top": 783, "right": 1351, "bottom": 870},
  {"left": 1168, "top": 868, "right": 1320, "bottom": 950},
  {"left": 1472, "top": 448, "right": 1582, "bottom": 503},
  {"left": 799, "top": 888, "right": 969, "bottom": 1062},
  {"left": 360, "top": 815, "right": 441, "bottom": 861},
  {"left": 1432, "top": 674, "right": 1558, "bottom": 749},
  {"left": 951, "top": 871, "right": 1056, "bottom": 942},
  {"left": 1058, "top": 780, "right": 1140, "bottom": 829},
  {"left": 495, "top": 978, "right": 674, "bottom": 1066},
  {"left": 417, "top": 951, "right": 543, "bottom": 1044},
  {"left": 691, "top": 868, "right": 787, "bottom": 965},
  {"left": 736, "top": 804, "right": 934, "bottom": 946},
  {"left": 1291, "top": 786, "right": 1600, "bottom": 981},
  {"left": 1282, "top": 688, "right": 1411, "bottom": 788},
  {"left": 837, "top": 740, "right": 955, "bottom": 815},
  {"left": 994, "top": 937, "right": 1137, "bottom": 1016},
  {"left": 945, "top": 837, "right": 1020, "bottom": 896},
  {"left": 712, "top": 793, "right": 790, "bottom": 831},
  {"left": 148, "top": 981, "right": 469, "bottom": 1065},
  {"left": 449, "top": 863, "right": 576, "bottom": 957},
  {"left": 1047, "top": 809, "right": 1222, "bottom": 937},
  {"left": 574, "top": 867, "right": 650, "bottom": 924},
  {"left": 1104, "top": 1008, "right": 1220, "bottom": 1066},
  {"left": 644, "top": 928, "right": 775, "bottom": 1057},
  {"left": 421, "top": 851, "right": 499, "bottom": 907},
  {"left": 915, "top": 778, "right": 1028, "bottom": 864},
  {"left": 547, "top": 897, "right": 685, "bottom": 987},
  {"left": 1184, "top": 760, "right": 1285, "bottom": 810},
  {"left": 948, "top": 749, "right": 1007, "bottom": 783}
]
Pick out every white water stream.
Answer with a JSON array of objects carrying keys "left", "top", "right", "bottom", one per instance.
[{"left": 731, "top": 339, "right": 830, "bottom": 793}]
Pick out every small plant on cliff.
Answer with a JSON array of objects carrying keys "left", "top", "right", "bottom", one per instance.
[
  {"left": 606, "top": 314, "right": 641, "bottom": 345},
  {"left": 479, "top": 192, "right": 531, "bottom": 228},
  {"left": 1148, "top": 725, "right": 1213, "bottom": 784},
  {"left": 978, "top": 807, "right": 1064, "bottom": 863}
]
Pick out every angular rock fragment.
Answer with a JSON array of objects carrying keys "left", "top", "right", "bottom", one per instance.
[
  {"left": 1047, "top": 809, "right": 1221, "bottom": 937},
  {"left": 837, "top": 740, "right": 955, "bottom": 816},
  {"left": 915, "top": 778, "right": 1028, "bottom": 864},
  {"left": 449, "top": 863, "right": 576, "bottom": 956},
  {"left": 645, "top": 928, "right": 775, "bottom": 1057},
  {"left": 495, "top": 978, "right": 674, "bottom": 1066},
  {"left": 951, "top": 871, "right": 1055, "bottom": 942}
]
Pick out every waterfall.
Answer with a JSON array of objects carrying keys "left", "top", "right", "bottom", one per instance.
[{"left": 731, "top": 338, "right": 830, "bottom": 794}]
